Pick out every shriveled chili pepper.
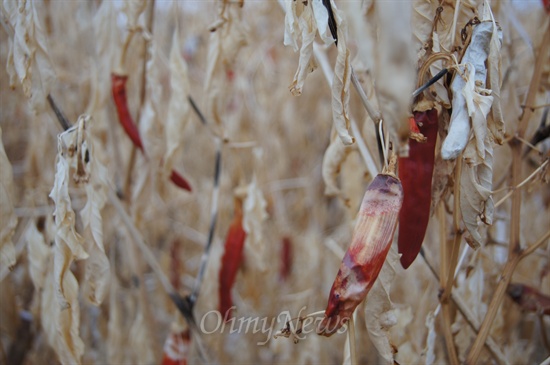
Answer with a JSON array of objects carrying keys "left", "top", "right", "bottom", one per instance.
[
  {"left": 111, "top": 73, "right": 192, "bottom": 192},
  {"left": 317, "top": 157, "right": 403, "bottom": 336},
  {"left": 507, "top": 283, "right": 550, "bottom": 315},
  {"left": 397, "top": 109, "right": 438, "bottom": 269},
  {"left": 218, "top": 199, "right": 246, "bottom": 321},
  {"left": 280, "top": 236, "right": 293, "bottom": 281},
  {"left": 161, "top": 327, "right": 190, "bottom": 365}
]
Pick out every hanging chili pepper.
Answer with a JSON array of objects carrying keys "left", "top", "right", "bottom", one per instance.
[
  {"left": 111, "top": 73, "right": 144, "bottom": 150},
  {"left": 218, "top": 199, "right": 246, "bottom": 321},
  {"left": 111, "top": 73, "right": 192, "bottom": 192},
  {"left": 160, "top": 327, "right": 190, "bottom": 365},
  {"left": 397, "top": 109, "right": 438, "bottom": 269},
  {"left": 280, "top": 236, "right": 293, "bottom": 281},
  {"left": 317, "top": 157, "right": 403, "bottom": 336}
]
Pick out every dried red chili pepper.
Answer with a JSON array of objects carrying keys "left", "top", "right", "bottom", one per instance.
[
  {"left": 507, "top": 283, "right": 550, "bottom": 315},
  {"left": 111, "top": 73, "right": 192, "bottom": 192},
  {"left": 317, "top": 158, "right": 403, "bottom": 336},
  {"left": 218, "top": 199, "right": 246, "bottom": 321},
  {"left": 280, "top": 236, "right": 293, "bottom": 281},
  {"left": 161, "top": 326, "right": 190, "bottom": 365},
  {"left": 397, "top": 109, "right": 438, "bottom": 269},
  {"left": 111, "top": 73, "right": 144, "bottom": 151}
]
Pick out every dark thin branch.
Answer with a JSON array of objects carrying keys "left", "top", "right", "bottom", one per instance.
[
  {"left": 412, "top": 68, "right": 449, "bottom": 99},
  {"left": 47, "top": 94, "right": 71, "bottom": 131}
]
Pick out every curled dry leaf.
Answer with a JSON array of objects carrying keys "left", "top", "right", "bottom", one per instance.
[
  {"left": 322, "top": 132, "right": 353, "bottom": 198},
  {"left": 164, "top": 26, "right": 192, "bottom": 177},
  {"left": 123, "top": 0, "right": 147, "bottom": 30},
  {"left": 0, "top": 127, "right": 17, "bottom": 271},
  {"left": 423, "top": 311, "right": 436, "bottom": 365},
  {"left": 374, "top": 0, "right": 416, "bottom": 153},
  {"left": 442, "top": 22, "right": 493, "bottom": 160},
  {"left": 1, "top": 0, "right": 56, "bottom": 113},
  {"left": 364, "top": 246, "right": 400, "bottom": 365},
  {"left": 288, "top": 2, "right": 316, "bottom": 96},
  {"left": 243, "top": 176, "right": 268, "bottom": 272},
  {"left": 26, "top": 222, "right": 51, "bottom": 291},
  {"left": 330, "top": 2, "right": 354, "bottom": 146},
  {"left": 79, "top": 130, "right": 111, "bottom": 306},
  {"left": 204, "top": 1, "right": 247, "bottom": 127}
]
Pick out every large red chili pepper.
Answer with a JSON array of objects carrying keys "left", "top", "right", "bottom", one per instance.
[
  {"left": 397, "top": 109, "right": 438, "bottom": 269},
  {"left": 111, "top": 73, "right": 192, "bottom": 192},
  {"left": 317, "top": 163, "right": 403, "bottom": 336},
  {"left": 218, "top": 199, "right": 246, "bottom": 321}
]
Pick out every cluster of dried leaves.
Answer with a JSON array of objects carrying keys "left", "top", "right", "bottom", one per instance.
[{"left": 0, "top": 0, "right": 548, "bottom": 364}]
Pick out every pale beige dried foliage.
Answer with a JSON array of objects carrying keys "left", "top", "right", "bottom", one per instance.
[
  {"left": 373, "top": 0, "right": 416, "bottom": 154},
  {"left": 364, "top": 246, "right": 400, "bottom": 365},
  {"left": 164, "top": 24, "right": 192, "bottom": 177},
  {"left": 1, "top": 0, "right": 56, "bottom": 113},
  {"left": 26, "top": 222, "right": 50, "bottom": 290},
  {"left": 322, "top": 132, "right": 353, "bottom": 198},
  {"left": 0, "top": 0, "right": 549, "bottom": 364},
  {"left": 0, "top": 127, "right": 17, "bottom": 271},
  {"left": 243, "top": 176, "right": 268, "bottom": 272}
]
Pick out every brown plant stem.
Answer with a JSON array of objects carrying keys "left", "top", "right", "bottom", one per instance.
[
  {"left": 466, "top": 23, "right": 550, "bottom": 365},
  {"left": 420, "top": 250, "right": 508, "bottom": 365}
]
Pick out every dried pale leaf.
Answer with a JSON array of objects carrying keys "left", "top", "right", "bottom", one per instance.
[
  {"left": 442, "top": 22, "right": 493, "bottom": 159},
  {"left": 487, "top": 18, "right": 504, "bottom": 143},
  {"left": 424, "top": 311, "right": 436, "bottom": 365},
  {"left": 283, "top": 0, "right": 302, "bottom": 51},
  {"left": 46, "top": 245, "right": 85, "bottom": 365},
  {"left": 460, "top": 137, "right": 494, "bottom": 249},
  {"left": 128, "top": 308, "right": 156, "bottom": 364},
  {"left": 123, "top": 0, "right": 146, "bottom": 29},
  {"left": 311, "top": 0, "right": 333, "bottom": 44},
  {"left": 331, "top": 3, "right": 354, "bottom": 146},
  {"left": 364, "top": 246, "right": 399, "bottom": 365},
  {"left": 243, "top": 176, "right": 268, "bottom": 271},
  {"left": 289, "top": 4, "right": 317, "bottom": 96},
  {"left": 80, "top": 134, "right": 110, "bottom": 305},
  {"left": 107, "top": 278, "right": 124, "bottom": 364},
  {"left": 0, "top": 127, "right": 17, "bottom": 270},
  {"left": 3, "top": 0, "right": 56, "bottom": 113},
  {"left": 411, "top": 0, "right": 437, "bottom": 60},
  {"left": 26, "top": 222, "right": 51, "bottom": 290},
  {"left": 322, "top": 134, "right": 353, "bottom": 197},
  {"left": 164, "top": 28, "right": 191, "bottom": 176},
  {"left": 374, "top": 0, "right": 416, "bottom": 152}
]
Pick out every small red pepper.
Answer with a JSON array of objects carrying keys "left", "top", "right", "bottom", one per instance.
[
  {"left": 161, "top": 327, "right": 190, "bottom": 365},
  {"left": 280, "top": 236, "right": 293, "bottom": 281},
  {"left": 397, "top": 109, "right": 438, "bottom": 269},
  {"left": 218, "top": 199, "right": 246, "bottom": 321},
  {"left": 318, "top": 160, "right": 403, "bottom": 336},
  {"left": 111, "top": 73, "right": 192, "bottom": 192},
  {"left": 111, "top": 73, "right": 144, "bottom": 151}
]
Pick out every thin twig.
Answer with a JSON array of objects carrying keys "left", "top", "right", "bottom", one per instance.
[
  {"left": 188, "top": 137, "right": 222, "bottom": 306},
  {"left": 348, "top": 314, "right": 357, "bottom": 365},
  {"left": 494, "top": 159, "right": 548, "bottom": 208}
]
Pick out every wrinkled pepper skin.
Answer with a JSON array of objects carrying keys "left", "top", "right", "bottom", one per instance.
[
  {"left": 318, "top": 173, "right": 403, "bottom": 336},
  {"left": 397, "top": 109, "right": 438, "bottom": 269}
]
